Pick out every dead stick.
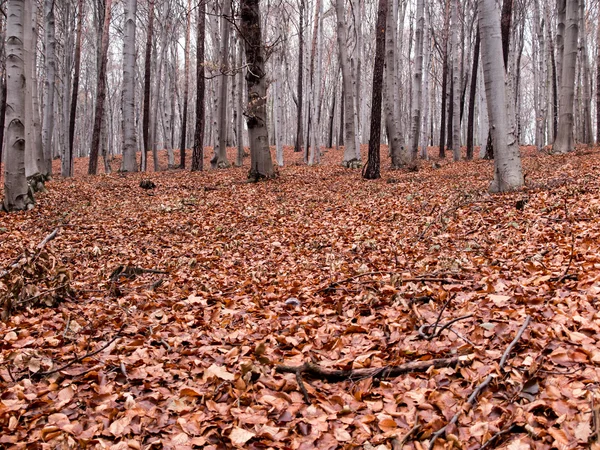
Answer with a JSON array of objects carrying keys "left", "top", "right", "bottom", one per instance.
[
  {"left": 276, "top": 355, "right": 472, "bottom": 404},
  {"left": 316, "top": 273, "right": 466, "bottom": 293},
  {"left": 36, "top": 324, "right": 125, "bottom": 377},
  {"left": 428, "top": 316, "right": 532, "bottom": 450}
]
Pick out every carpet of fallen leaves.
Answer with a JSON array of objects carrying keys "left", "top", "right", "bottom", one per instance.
[{"left": 1, "top": 145, "right": 600, "bottom": 450}]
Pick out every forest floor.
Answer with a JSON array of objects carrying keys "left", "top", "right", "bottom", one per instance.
[{"left": 1, "top": 145, "right": 600, "bottom": 449}]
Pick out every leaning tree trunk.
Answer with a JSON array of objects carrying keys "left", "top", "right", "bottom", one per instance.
[
  {"left": 479, "top": 0, "right": 523, "bottom": 192},
  {"left": 141, "top": 0, "right": 154, "bottom": 172},
  {"left": 4, "top": 0, "right": 34, "bottom": 211},
  {"left": 191, "top": 0, "right": 205, "bottom": 172},
  {"left": 336, "top": 0, "right": 360, "bottom": 167},
  {"left": 240, "top": 0, "right": 275, "bottom": 180},
  {"left": 179, "top": 0, "right": 191, "bottom": 169},
  {"left": 362, "top": 0, "right": 387, "bottom": 180},
  {"left": 41, "top": 0, "right": 56, "bottom": 177},
  {"left": 121, "top": 0, "right": 137, "bottom": 172},
  {"left": 553, "top": 0, "right": 579, "bottom": 154},
  {"left": 88, "top": 0, "right": 112, "bottom": 175}
]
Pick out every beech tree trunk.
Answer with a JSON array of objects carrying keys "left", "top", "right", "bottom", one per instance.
[
  {"left": 211, "top": 0, "right": 232, "bottom": 168},
  {"left": 410, "top": 0, "right": 425, "bottom": 162},
  {"left": 466, "top": 30, "right": 480, "bottom": 160},
  {"left": 553, "top": 0, "right": 579, "bottom": 154},
  {"left": 121, "top": 0, "right": 137, "bottom": 172},
  {"left": 451, "top": 0, "right": 461, "bottom": 161},
  {"left": 191, "top": 0, "right": 205, "bottom": 172},
  {"left": 141, "top": 0, "right": 154, "bottom": 172},
  {"left": 240, "top": 0, "right": 275, "bottom": 180},
  {"left": 479, "top": 0, "right": 523, "bottom": 192},
  {"left": 179, "top": 0, "right": 191, "bottom": 169},
  {"left": 294, "top": 0, "right": 305, "bottom": 153},
  {"left": 88, "top": 0, "right": 112, "bottom": 175},
  {"left": 386, "top": 0, "right": 404, "bottom": 166},
  {"left": 41, "top": 0, "right": 55, "bottom": 177},
  {"left": 438, "top": 0, "right": 450, "bottom": 158},
  {"left": 336, "top": 0, "right": 360, "bottom": 167},
  {"left": 362, "top": 0, "right": 387, "bottom": 180},
  {"left": 4, "top": 0, "right": 34, "bottom": 211}
]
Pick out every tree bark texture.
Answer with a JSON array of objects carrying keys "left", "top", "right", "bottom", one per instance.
[
  {"left": 192, "top": 0, "right": 206, "bottom": 172},
  {"left": 363, "top": 0, "right": 387, "bottom": 180},
  {"left": 240, "top": 0, "right": 275, "bottom": 180}
]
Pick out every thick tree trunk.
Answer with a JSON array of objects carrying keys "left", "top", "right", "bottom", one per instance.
[
  {"left": 192, "top": 0, "right": 205, "bottom": 172},
  {"left": 179, "top": 0, "right": 191, "bottom": 169},
  {"left": 362, "top": 0, "right": 387, "bottom": 180},
  {"left": 336, "top": 0, "right": 360, "bottom": 168},
  {"left": 211, "top": 0, "right": 232, "bottom": 168},
  {"left": 420, "top": 13, "right": 431, "bottom": 160},
  {"left": 553, "top": 0, "right": 579, "bottom": 154},
  {"left": 240, "top": 0, "right": 275, "bottom": 180},
  {"left": 386, "top": 0, "right": 405, "bottom": 166},
  {"left": 274, "top": 54, "right": 284, "bottom": 167},
  {"left": 4, "top": 0, "right": 34, "bottom": 211},
  {"left": 88, "top": 0, "right": 112, "bottom": 175},
  {"left": 41, "top": 0, "right": 55, "bottom": 177},
  {"left": 578, "top": 0, "right": 591, "bottom": 145},
  {"left": 121, "top": 0, "right": 137, "bottom": 172},
  {"left": 479, "top": 0, "right": 523, "bottom": 192}
]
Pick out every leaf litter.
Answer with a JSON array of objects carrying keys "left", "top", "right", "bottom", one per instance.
[{"left": 1, "top": 146, "right": 600, "bottom": 449}]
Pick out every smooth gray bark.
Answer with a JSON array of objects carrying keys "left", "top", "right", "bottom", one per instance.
[
  {"left": 121, "top": 0, "right": 137, "bottom": 172},
  {"left": 479, "top": 0, "right": 523, "bottom": 192},
  {"left": 4, "top": 0, "right": 34, "bottom": 211}
]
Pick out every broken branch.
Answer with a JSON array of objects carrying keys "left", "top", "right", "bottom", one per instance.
[
  {"left": 428, "top": 316, "right": 532, "bottom": 449},
  {"left": 276, "top": 355, "right": 472, "bottom": 404}
]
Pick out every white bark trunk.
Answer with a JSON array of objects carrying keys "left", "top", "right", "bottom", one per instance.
[
  {"left": 336, "top": 0, "right": 360, "bottom": 167},
  {"left": 121, "top": 0, "right": 137, "bottom": 172},
  {"left": 41, "top": 0, "right": 55, "bottom": 176},
  {"left": 451, "top": 0, "right": 461, "bottom": 161},
  {"left": 410, "top": 0, "right": 425, "bottom": 162},
  {"left": 4, "top": 0, "right": 34, "bottom": 211},
  {"left": 211, "top": 0, "right": 232, "bottom": 168},
  {"left": 553, "top": 0, "right": 579, "bottom": 154},
  {"left": 479, "top": 0, "right": 523, "bottom": 192}
]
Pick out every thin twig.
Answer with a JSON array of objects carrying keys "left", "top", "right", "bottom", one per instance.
[
  {"left": 428, "top": 316, "right": 532, "bottom": 450},
  {"left": 35, "top": 325, "right": 125, "bottom": 377}
]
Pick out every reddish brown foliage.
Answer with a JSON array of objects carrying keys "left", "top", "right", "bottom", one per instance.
[{"left": 1, "top": 145, "right": 599, "bottom": 449}]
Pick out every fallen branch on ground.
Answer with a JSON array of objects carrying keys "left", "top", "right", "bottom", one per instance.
[
  {"left": 428, "top": 315, "right": 532, "bottom": 450},
  {"left": 34, "top": 324, "right": 126, "bottom": 378},
  {"left": 276, "top": 355, "right": 473, "bottom": 404},
  {"left": 0, "top": 228, "right": 60, "bottom": 279},
  {"left": 316, "top": 272, "right": 467, "bottom": 294}
]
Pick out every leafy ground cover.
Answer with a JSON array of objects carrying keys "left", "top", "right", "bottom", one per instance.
[{"left": 1, "top": 146, "right": 600, "bottom": 449}]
